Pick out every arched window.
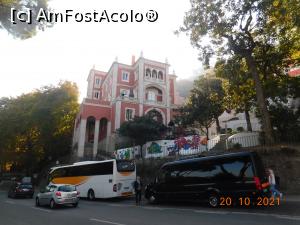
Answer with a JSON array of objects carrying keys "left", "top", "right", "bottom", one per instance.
[
  {"left": 146, "top": 68, "right": 151, "bottom": 77},
  {"left": 86, "top": 116, "right": 96, "bottom": 143},
  {"left": 152, "top": 70, "right": 157, "bottom": 79},
  {"left": 158, "top": 71, "right": 163, "bottom": 80}
]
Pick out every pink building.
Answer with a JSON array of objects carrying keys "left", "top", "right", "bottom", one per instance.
[{"left": 72, "top": 55, "right": 182, "bottom": 159}]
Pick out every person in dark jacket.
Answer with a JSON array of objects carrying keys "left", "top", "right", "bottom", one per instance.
[{"left": 134, "top": 176, "right": 142, "bottom": 205}]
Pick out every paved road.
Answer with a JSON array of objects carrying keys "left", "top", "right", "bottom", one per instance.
[{"left": 0, "top": 191, "right": 300, "bottom": 225}]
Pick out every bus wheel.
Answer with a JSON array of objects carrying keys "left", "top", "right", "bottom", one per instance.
[
  {"left": 208, "top": 194, "right": 219, "bottom": 208},
  {"left": 88, "top": 189, "right": 95, "bottom": 201}
]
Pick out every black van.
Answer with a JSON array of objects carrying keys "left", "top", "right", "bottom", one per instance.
[{"left": 145, "top": 152, "right": 270, "bottom": 207}]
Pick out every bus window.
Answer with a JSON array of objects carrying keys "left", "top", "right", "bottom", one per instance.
[
  {"left": 117, "top": 160, "right": 135, "bottom": 172},
  {"left": 92, "top": 162, "right": 114, "bottom": 175},
  {"left": 49, "top": 168, "right": 66, "bottom": 181}
]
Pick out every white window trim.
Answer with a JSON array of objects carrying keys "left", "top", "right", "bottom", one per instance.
[
  {"left": 125, "top": 108, "right": 135, "bottom": 121},
  {"left": 122, "top": 71, "right": 130, "bottom": 82}
]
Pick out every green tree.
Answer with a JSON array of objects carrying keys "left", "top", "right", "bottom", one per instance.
[
  {"left": 178, "top": 0, "right": 300, "bottom": 144},
  {"left": 269, "top": 103, "right": 300, "bottom": 142},
  {"left": 215, "top": 57, "right": 256, "bottom": 131},
  {"left": 177, "top": 76, "right": 224, "bottom": 139},
  {"left": 0, "top": 81, "right": 79, "bottom": 174},
  {"left": 0, "top": 0, "right": 51, "bottom": 39},
  {"left": 117, "top": 115, "right": 167, "bottom": 158}
]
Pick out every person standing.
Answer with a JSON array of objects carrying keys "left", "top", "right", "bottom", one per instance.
[
  {"left": 134, "top": 176, "right": 142, "bottom": 205},
  {"left": 267, "top": 168, "right": 283, "bottom": 198}
]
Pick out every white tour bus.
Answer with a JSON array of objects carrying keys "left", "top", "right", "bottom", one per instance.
[{"left": 48, "top": 159, "right": 136, "bottom": 199}]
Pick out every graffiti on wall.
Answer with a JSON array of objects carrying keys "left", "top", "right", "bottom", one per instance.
[
  {"left": 116, "top": 146, "right": 140, "bottom": 160},
  {"left": 174, "top": 135, "right": 200, "bottom": 150},
  {"left": 147, "top": 142, "right": 162, "bottom": 154},
  {"left": 145, "top": 135, "right": 207, "bottom": 158},
  {"left": 116, "top": 135, "right": 213, "bottom": 159}
]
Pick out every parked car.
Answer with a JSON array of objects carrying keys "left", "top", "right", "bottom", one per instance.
[
  {"left": 145, "top": 151, "right": 270, "bottom": 207},
  {"left": 36, "top": 184, "right": 79, "bottom": 209},
  {"left": 8, "top": 182, "right": 34, "bottom": 198}
]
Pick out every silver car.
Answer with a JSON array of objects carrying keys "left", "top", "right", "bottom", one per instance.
[{"left": 35, "top": 184, "right": 79, "bottom": 209}]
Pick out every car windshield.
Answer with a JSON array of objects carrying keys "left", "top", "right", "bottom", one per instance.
[{"left": 57, "top": 185, "right": 76, "bottom": 192}]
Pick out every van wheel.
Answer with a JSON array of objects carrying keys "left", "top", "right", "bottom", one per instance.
[
  {"left": 208, "top": 194, "right": 219, "bottom": 208},
  {"left": 88, "top": 189, "right": 95, "bottom": 201},
  {"left": 50, "top": 199, "right": 56, "bottom": 209}
]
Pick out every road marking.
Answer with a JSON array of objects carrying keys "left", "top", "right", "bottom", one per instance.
[
  {"left": 230, "top": 211, "right": 300, "bottom": 221},
  {"left": 141, "top": 206, "right": 164, "bottom": 210},
  {"left": 5, "top": 200, "right": 15, "bottom": 204},
  {"left": 90, "top": 218, "right": 126, "bottom": 225},
  {"left": 107, "top": 204, "right": 134, "bottom": 207},
  {"left": 193, "top": 209, "right": 228, "bottom": 215},
  {"left": 31, "top": 207, "right": 52, "bottom": 213},
  {"left": 275, "top": 215, "right": 300, "bottom": 221},
  {"left": 231, "top": 211, "right": 269, "bottom": 216}
]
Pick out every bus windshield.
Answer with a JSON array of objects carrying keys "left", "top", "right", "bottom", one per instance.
[{"left": 117, "top": 160, "right": 135, "bottom": 172}]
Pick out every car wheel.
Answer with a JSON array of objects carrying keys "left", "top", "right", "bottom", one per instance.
[
  {"left": 73, "top": 203, "right": 78, "bottom": 208},
  {"left": 50, "top": 199, "right": 56, "bottom": 209},
  {"left": 88, "top": 189, "right": 95, "bottom": 201},
  {"left": 35, "top": 197, "right": 40, "bottom": 207},
  {"left": 148, "top": 194, "right": 158, "bottom": 204},
  {"left": 208, "top": 194, "right": 219, "bottom": 208}
]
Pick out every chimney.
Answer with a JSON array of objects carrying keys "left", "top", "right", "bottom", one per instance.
[{"left": 131, "top": 55, "right": 136, "bottom": 65}]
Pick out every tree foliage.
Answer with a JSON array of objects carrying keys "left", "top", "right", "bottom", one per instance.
[
  {"left": 269, "top": 103, "right": 300, "bottom": 142},
  {"left": 177, "top": 76, "right": 224, "bottom": 139},
  {"left": 0, "top": 81, "right": 79, "bottom": 174},
  {"left": 215, "top": 56, "right": 256, "bottom": 131},
  {"left": 0, "top": 0, "right": 51, "bottom": 39},
  {"left": 178, "top": 0, "right": 300, "bottom": 144},
  {"left": 118, "top": 115, "right": 167, "bottom": 157}
]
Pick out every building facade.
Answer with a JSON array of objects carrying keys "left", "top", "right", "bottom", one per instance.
[{"left": 72, "top": 55, "right": 183, "bottom": 160}]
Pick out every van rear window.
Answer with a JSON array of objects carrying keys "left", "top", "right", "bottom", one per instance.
[{"left": 218, "top": 157, "right": 254, "bottom": 180}]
